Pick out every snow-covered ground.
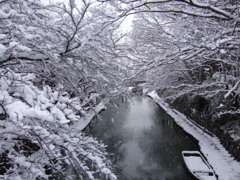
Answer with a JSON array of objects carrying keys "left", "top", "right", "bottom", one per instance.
[{"left": 148, "top": 91, "right": 240, "bottom": 180}]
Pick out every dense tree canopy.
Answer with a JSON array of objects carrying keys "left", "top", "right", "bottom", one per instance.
[
  {"left": 106, "top": 0, "right": 240, "bottom": 116},
  {"left": 0, "top": 0, "right": 240, "bottom": 179},
  {"left": 98, "top": 0, "right": 240, "bottom": 157},
  {"left": 0, "top": 0, "right": 128, "bottom": 179},
  {"left": 0, "top": 0, "right": 131, "bottom": 99},
  {"left": 0, "top": 69, "right": 116, "bottom": 179}
]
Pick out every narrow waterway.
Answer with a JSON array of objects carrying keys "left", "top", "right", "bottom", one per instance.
[{"left": 88, "top": 96, "right": 199, "bottom": 179}]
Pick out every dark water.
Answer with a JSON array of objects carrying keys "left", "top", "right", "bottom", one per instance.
[{"left": 88, "top": 96, "right": 199, "bottom": 180}]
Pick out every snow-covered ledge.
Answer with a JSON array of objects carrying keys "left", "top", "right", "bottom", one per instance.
[
  {"left": 71, "top": 102, "right": 106, "bottom": 131},
  {"left": 148, "top": 91, "right": 240, "bottom": 180}
]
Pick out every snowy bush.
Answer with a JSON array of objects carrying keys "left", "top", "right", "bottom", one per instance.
[{"left": 0, "top": 69, "right": 116, "bottom": 180}]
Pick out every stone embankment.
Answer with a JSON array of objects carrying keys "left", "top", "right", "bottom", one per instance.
[
  {"left": 148, "top": 91, "right": 240, "bottom": 180},
  {"left": 165, "top": 92, "right": 240, "bottom": 162}
]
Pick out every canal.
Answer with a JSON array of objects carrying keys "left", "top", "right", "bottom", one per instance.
[{"left": 87, "top": 96, "right": 199, "bottom": 179}]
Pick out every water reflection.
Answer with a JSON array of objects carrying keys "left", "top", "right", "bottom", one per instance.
[{"left": 87, "top": 96, "right": 199, "bottom": 179}]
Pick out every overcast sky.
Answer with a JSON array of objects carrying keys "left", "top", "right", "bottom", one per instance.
[{"left": 42, "top": 0, "right": 133, "bottom": 33}]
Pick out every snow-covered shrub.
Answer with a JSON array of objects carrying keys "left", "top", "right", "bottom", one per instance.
[{"left": 0, "top": 69, "right": 116, "bottom": 180}]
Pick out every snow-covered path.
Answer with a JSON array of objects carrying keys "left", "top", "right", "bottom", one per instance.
[{"left": 148, "top": 91, "right": 240, "bottom": 180}]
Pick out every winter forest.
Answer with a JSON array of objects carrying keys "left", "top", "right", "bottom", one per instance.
[{"left": 0, "top": 0, "right": 239, "bottom": 179}]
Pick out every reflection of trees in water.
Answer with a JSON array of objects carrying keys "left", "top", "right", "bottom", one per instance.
[
  {"left": 87, "top": 97, "right": 199, "bottom": 179},
  {"left": 136, "top": 108, "right": 199, "bottom": 179},
  {"left": 86, "top": 104, "right": 132, "bottom": 179}
]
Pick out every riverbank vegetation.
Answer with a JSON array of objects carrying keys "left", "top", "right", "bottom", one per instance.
[{"left": 0, "top": 0, "right": 239, "bottom": 179}]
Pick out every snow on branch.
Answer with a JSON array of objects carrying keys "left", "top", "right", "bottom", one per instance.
[
  {"left": 224, "top": 80, "right": 240, "bottom": 99},
  {"left": 114, "top": 0, "right": 239, "bottom": 21},
  {"left": 187, "top": 0, "right": 239, "bottom": 21},
  {"left": 125, "top": 8, "right": 229, "bottom": 20},
  {"left": 0, "top": 69, "right": 116, "bottom": 180}
]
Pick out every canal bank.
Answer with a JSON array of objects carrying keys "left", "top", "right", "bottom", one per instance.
[{"left": 148, "top": 91, "right": 240, "bottom": 180}]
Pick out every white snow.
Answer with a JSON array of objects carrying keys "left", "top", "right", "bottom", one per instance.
[
  {"left": 9, "top": 42, "right": 19, "bottom": 48},
  {"left": 16, "top": 44, "right": 32, "bottom": 52},
  {"left": 218, "top": 104, "right": 224, "bottom": 108},
  {"left": 0, "top": 44, "right": 7, "bottom": 56},
  {"left": 14, "top": 157, "right": 31, "bottom": 168},
  {"left": 224, "top": 80, "right": 240, "bottom": 99},
  {"left": 220, "top": 49, "right": 227, "bottom": 54},
  {"left": 0, "top": 105, "right": 4, "bottom": 114},
  {"left": 25, "top": 33, "right": 35, "bottom": 40},
  {"left": 0, "top": 9, "right": 17, "bottom": 18},
  {"left": 216, "top": 37, "right": 233, "bottom": 47},
  {"left": 9, "top": 10, "right": 17, "bottom": 17},
  {"left": 0, "top": 70, "right": 116, "bottom": 179},
  {"left": 183, "top": 151, "right": 214, "bottom": 174},
  {"left": 148, "top": 91, "right": 240, "bottom": 180},
  {"left": 0, "top": 34, "right": 7, "bottom": 40},
  {"left": 0, "top": 10, "right": 9, "bottom": 18},
  {"left": 186, "top": 156, "right": 210, "bottom": 171},
  {"left": 71, "top": 102, "right": 106, "bottom": 131},
  {"left": 9, "top": 42, "right": 31, "bottom": 52}
]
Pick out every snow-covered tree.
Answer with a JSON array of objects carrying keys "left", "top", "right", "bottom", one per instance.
[
  {"left": 97, "top": 0, "right": 240, "bottom": 148},
  {"left": 0, "top": 0, "right": 132, "bottom": 179},
  {"left": 0, "top": 0, "right": 130, "bottom": 100},
  {"left": 104, "top": 0, "right": 240, "bottom": 110},
  {"left": 0, "top": 69, "right": 116, "bottom": 179}
]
